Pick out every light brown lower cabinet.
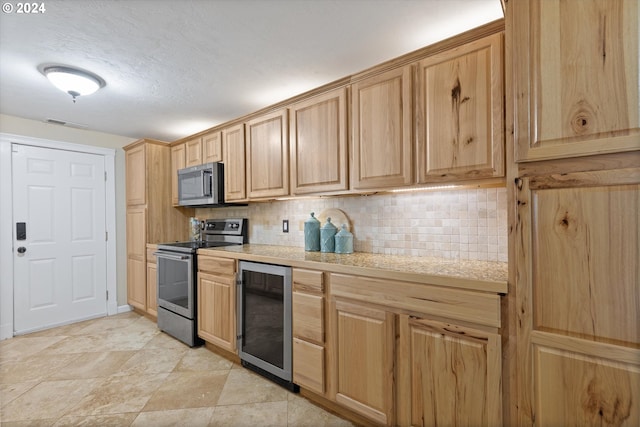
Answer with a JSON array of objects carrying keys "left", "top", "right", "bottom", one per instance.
[
  {"left": 293, "top": 338, "right": 324, "bottom": 395},
  {"left": 331, "top": 298, "right": 396, "bottom": 426},
  {"left": 396, "top": 315, "right": 502, "bottom": 427},
  {"left": 328, "top": 272, "right": 503, "bottom": 426},
  {"left": 126, "top": 207, "right": 146, "bottom": 311},
  {"left": 146, "top": 263, "right": 157, "bottom": 317},
  {"left": 197, "top": 256, "right": 237, "bottom": 353},
  {"left": 195, "top": 261, "right": 505, "bottom": 426},
  {"left": 145, "top": 245, "right": 157, "bottom": 318},
  {"left": 127, "top": 257, "right": 146, "bottom": 311},
  {"left": 292, "top": 268, "right": 326, "bottom": 395}
]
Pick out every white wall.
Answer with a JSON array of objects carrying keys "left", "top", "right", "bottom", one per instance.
[{"left": 0, "top": 114, "right": 136, "bottom": 307}]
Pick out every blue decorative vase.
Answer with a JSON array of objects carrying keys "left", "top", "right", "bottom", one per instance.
[
  {"left": 334, "top": 224, "right": 353, "bottom": 254},
  {"left": 304, "top": 212, "right": 321, "bottom": 251},
  {"left": 320, "top": 217, "right": 338, "bottom": 253}
]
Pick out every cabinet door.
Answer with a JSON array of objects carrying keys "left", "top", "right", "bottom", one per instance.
[
  {"left": 292, "top": 291, "right": 325, "bottom": 394},
  {"left": 290, "top": 87, "right": 348, "bottom": 194},
  {"left": 292, "top": 268, "right": 326, "bottom": 394},
  {"left": 170, "top": 143, "right": 186, "bottom": 206},
  {"left": 293, "top": 338, "right": 325, "bottom": 395},
  {"left": 416, "top": 33, "right": 504, "bottom": 182},
  {"left": 126, "top": 207, "right": 146, "bottom": 310},
  {"left": 246, "top": 108, "right": 289, "bottom": 199},
  {"left": 125, "top": 144, "right": 146, "bottom": 206},
  {"left": 126, "top": 208, "right": 146, "bottom": 260},
  {"left": 185, "top": 137, "right": 203, "bottom": 167},
  {"left": 127, "top": 258, "right": 146, "bottom": 311},
  {"left": 222, "top": 124, "right": 247, "bottom": 202},
  {"left": 203, "top": 131, "right": 223, "bottom": 163},
  {"left": 511, "top": 0, "right": 639, "bottom": 161},
  {"left": 351, "top": 66, "right": 413, "bottom": 190},
  {"left": 397, "top": 315, "right": 501, "bottom": 427},
  {"left": 198, "top": 272, "right": 236, "bottom": 352},
  {"left": 292, "top": 291, "right": 324, "bottom": 344},
  {"left": 515, "top": 172, "right": 640, "bottom": 426},
  {"left": 146, "top": 262, "right": 157, "bottom": 317},
  {"left": 332, "top": 298, "right": 395, "bottom": 425}
]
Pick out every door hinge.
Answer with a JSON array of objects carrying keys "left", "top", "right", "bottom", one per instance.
[
  {"left": 105, "top": 231, "right": 108, "bottom": 241},
  {"left": 104, "top": 171, "right": 107, "bottom": 181},
  {"left": 106, "top": 290, "right": 109, "bottom": 300}
]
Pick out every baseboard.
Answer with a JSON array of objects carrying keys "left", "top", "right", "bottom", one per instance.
[
  {"left": 0, "top": 322, "right": 12, "bottom": 341},
  {"left": 117, "top": 304, "right": 133, "bottom": 314}
]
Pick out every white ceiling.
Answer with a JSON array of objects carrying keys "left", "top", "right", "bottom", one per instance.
[{"left": 0, "top": 0, "right": 503, "bottom": 142}]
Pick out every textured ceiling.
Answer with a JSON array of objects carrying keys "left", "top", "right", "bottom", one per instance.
[{"left": 0, "top": 0, "right": 503, "bottom": 142}]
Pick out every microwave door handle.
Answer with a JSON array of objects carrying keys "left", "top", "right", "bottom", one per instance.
[{"left": 202, "top": 170, "right": 212, "bottom": 197}]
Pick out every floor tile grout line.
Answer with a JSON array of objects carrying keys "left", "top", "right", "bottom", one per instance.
[{"left": 1, "top": 312, "right": 354, "bottom": 426}]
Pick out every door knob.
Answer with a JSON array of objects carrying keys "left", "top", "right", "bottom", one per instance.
[{"left": 17, "top": 247, "right": 26, "bottom": 254}]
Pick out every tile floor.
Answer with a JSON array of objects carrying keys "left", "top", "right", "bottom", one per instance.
[{"left": 0, "top": 312, "right": 354, "bottom": 426}]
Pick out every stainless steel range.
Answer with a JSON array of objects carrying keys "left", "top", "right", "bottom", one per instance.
[{"left": 154, "top": 218, "right": 247, "bottom": 346}]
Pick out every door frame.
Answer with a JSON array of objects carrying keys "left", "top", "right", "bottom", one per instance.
[{"left": 0, "top": 133, "right": 118, "bottom": 339}]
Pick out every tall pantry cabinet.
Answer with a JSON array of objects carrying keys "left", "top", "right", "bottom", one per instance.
[
  {"left": 506, "top": 1, "right": 640, "bottom": 425},
  {"left": 124, "top": 139, "right": 192, "bottom": 316}
]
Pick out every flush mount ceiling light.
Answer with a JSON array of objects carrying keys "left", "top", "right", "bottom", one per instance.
[{"left": 40, "top": 65, "right": 106, "bottom": 103}]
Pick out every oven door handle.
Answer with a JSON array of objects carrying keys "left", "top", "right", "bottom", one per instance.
[{"left": 153, "top": 252, "right": 191, "bottom": 261}]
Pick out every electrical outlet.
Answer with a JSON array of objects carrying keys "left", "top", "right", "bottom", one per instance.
[{"left": 282, "top": 219, "right": 289, "bottom": 233}]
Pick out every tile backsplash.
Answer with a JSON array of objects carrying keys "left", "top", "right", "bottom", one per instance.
[{"left": 197, "top": 187, "right": 508, "bottom": 262}]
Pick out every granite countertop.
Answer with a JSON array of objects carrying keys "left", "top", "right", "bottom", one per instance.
[{"left": 199, "top": 244, "right": 508, "bottom": 294}]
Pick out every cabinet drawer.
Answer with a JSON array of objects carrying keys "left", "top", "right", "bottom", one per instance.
[
  {"left": 293, "top": 337, "right": 324, "bottom": 395},
  {"left": 198, "top": 256, "right": 235, "bottom": 275},
  {"left": 331, "top": 273, "right": 501, "bottom": 328},
  {"left": 293, "top": 291, "right": 324, "bottom": 344},
  {"left": 293, "top": 268, "right": 324, "bottom": 294}
]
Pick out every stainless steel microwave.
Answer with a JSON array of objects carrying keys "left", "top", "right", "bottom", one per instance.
[{"left": 178, "top": 162, "right": 225, "bottom": 207}]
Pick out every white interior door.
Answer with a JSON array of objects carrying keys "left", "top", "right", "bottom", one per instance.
[{"left": 12, "top": 144, "right": 107, "bottom": 334}]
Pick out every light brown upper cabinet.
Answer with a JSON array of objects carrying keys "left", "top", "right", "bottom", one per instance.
[
  {"left": 185, "top": 137, "right": 203, "bottom": 167},
  {"left": 222, "top": 123, "right": 247, "bottom": 202},
  {"left": 512, "top": 0, "right": 639, "bottom": 162},
  {"left": 170, "top": 143, "right": 186, "bottom": 206},
  {"left": 246, "top": 108, "right": 289, "bottom": 199},
  {"left": 351, "top": 66, "right": 413, "bottom": 190},
  {"left": 125, "top": 143, "right": 147, "bottom": 206},
  {"left": 416, "top": 33, "right": 504, "bottom": 182},
  {"left": 202, "top": 131, "right": 223, "bottom": 163},
  {"left": 290, "top": 87, "right": 348, "bottom": 195}
]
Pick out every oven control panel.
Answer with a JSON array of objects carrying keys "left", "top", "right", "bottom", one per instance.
[{"left": 202, "top": 218, "right": 248, "bottom": 243}]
